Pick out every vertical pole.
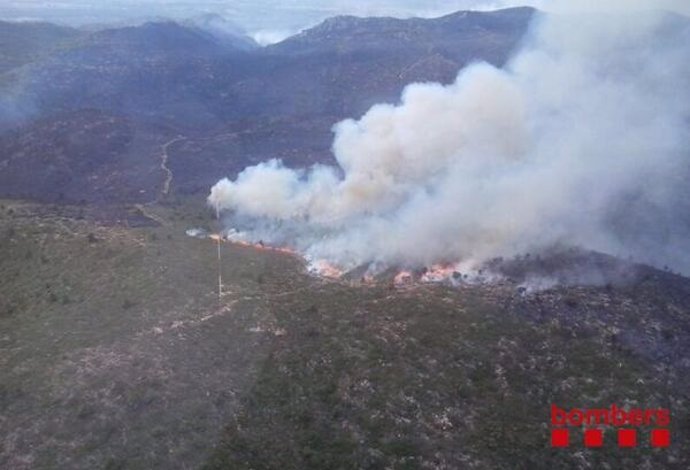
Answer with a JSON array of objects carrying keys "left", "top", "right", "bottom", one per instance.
[
  {"left": 216, "top": 205, "right": 222, "bottom": 303},
  {"left": 217, "top": 235, "right": 222, "bottom": 303}
]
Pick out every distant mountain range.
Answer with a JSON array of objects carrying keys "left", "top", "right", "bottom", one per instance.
[{"left": 0, "top": 7, "right": 535, "bottom": 204}]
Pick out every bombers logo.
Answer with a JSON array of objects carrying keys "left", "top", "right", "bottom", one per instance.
[{"left": 551, "top": 404, "right": 671, "bottom": 448}]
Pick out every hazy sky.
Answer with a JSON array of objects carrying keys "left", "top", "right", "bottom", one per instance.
[
  {"left": 0, "top": 1, "right": 539, "bottom": 32},
  {"left": 2, "top": 1, "right": 688, "bottom": 43}
]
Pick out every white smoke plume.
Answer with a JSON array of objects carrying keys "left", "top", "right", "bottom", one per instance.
[{"left": 209, "top": 2, "right": 690, "bottom": 275}]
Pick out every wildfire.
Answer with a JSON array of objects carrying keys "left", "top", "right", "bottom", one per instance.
[
  {"left": 229, "top": 238, "right": 298, "bottom": 255},
  {"left": 394, "top": 270, "right": 414, "bottom": 285},
  {"left": 194, "top": 228, "right": 475, "bottom": 288},
  {"left": 208, "top": 232, "right": 298, "bottom": 256},
  {"left": 308, "top": 259, "right": 345, "bottom": 279},
  {"left": 421, "top": 264, "right": 459, "bottom": 283}
]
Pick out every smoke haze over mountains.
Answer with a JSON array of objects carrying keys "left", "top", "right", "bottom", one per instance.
[
  {"left": 2, "top": 1, "right": 545, "bottom": 46},
  {"left": 209, "top": 1, "right": 690, "bottom": 275},
  {"left": 3, "top": 1, "right": 689, "bottom": 39}
]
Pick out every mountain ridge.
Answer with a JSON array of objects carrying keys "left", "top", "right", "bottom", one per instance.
[{"left": 0, "top": 8, "right": 537, "bottom": 204}]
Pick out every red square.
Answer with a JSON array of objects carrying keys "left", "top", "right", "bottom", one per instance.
[
  {"left": 651, "top": 429, "right": 670, "bottom": 448},
  {"left": 551, "top": 429, "right": 569, "bottom": 447},
  {"left": 618, "top": 429, "right": 637, "bottom": 447},
  {"left": 584, "top": 429, "right": 603, "bottom": 447}
]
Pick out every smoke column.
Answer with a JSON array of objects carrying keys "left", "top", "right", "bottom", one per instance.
[{"left": 209, "top": 1, "right": 690, "bottom": 275}]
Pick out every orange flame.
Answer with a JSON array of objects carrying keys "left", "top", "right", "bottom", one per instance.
[
  {"left": 394, "top": 270, "right": 413, "bottom": 285},
  {"left": 309, "top": 260, "right": 344, "bottom": 279},
  {"left": 212, "top": 234, "right": 298, "bottom": 256},
  {"left": 208, "top": 232, "right": 464, "bottom": 287},
  {"left": 421, "top": 264, "right": 458, "bottom": 283},
  {"left": 232, "top": 239, "right": 298, "bottom": 255}
]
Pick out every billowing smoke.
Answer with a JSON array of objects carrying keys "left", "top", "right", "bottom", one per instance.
[{"left": 209, "top": 2, "right": 690, "bottom": 276}]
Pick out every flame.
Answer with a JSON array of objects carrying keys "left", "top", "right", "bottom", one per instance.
[
  {"left": 421, "top": 264, "right": 458, "bottom": 283},
  {"left": 201, "top": 230, "right": 469, "bottom": 287},
  {"left": 210, "top": 233, "right": 298, "bottom": 256},
  {"left": 308, "top": 259, "right": 344, "bottom": 279},
  {"left": 394, "top": 270, "right": 413, "bottom": 285},
  {"left": 230, "top": 239, "right": 298, "bottom": 255}
]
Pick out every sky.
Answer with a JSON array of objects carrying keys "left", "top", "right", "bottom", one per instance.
[
  {"left": 3, "top": 1, "right": 688, "bottom": 44},
  {"left": 1, "top": 1, "right": 540, "bottom": 40}
]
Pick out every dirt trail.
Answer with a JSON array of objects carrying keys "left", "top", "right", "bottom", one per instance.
[
  {"left": 132, "top": 136, "right": 186, "bottom": 227},
  {"left": 159, "top": 136, "right": 185, "bottom": 197}
]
